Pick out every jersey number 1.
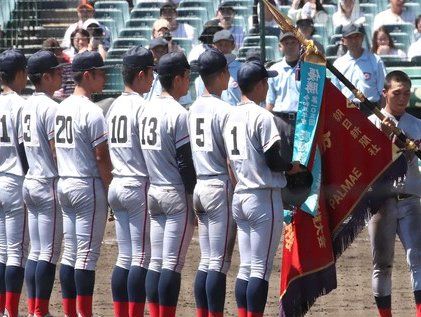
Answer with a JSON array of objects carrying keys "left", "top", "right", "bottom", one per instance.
[{"left": 0, "top": 114, "right": 11, "bottom": 143}]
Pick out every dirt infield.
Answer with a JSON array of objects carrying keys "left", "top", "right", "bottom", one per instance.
[{"left": 18, "top": 222, "right": 414, "bottom": 316}]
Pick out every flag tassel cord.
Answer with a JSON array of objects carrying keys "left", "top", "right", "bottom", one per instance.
[{"left": 260, "top": 0, "right": 420, "bottom": 159}]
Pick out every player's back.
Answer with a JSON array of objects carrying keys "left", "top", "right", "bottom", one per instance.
[
  {"left": 224, "top": 101, "right": 286, "bottom": 191},
  {"left": 139, "top": 95, "right": 189, "bottom": 187},
  {"left": 188, "top": 95, "right": 230, "bottom": 177},
  {"left": 106, "top": 92, "right": 148, "bottom": 178},
  {"left": 23, "top": 93, "right": 58, "bottom": 179},
  {"left": 55, "top": 94, "right": 107, "bottom": 178},
  {"left": 0, "top": 92, "right": 25, "bottom": 176}
]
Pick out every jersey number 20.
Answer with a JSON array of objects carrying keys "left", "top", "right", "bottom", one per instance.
[{"left": 55, "top": 115, "right": 74, "bottom": 147}]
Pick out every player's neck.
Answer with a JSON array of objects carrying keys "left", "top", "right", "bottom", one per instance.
[
  {"left": 240, "top": 95, "right": 258, "bottom": 105},
  {"left": 35, "top": 84, "right": 54, "bottom": 98},
  {"left": 2, "top": 83, "right": 20, "bottom": 94},
  {"left": 203, "top": 86, "right": 223, "bottom": 98},
  {"left": 161, "top": 90, "right": 181, "bottom": 101},
  {"left": 73, "top": 85, "right": 92, "bottom": 99}
]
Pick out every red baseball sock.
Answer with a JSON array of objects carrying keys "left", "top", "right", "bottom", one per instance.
[
  {"left": 129, "top": 302, "right": 145, "bottom": 317},
  {"left": 238, "top": 307, "right": 247, "bottom": 317},
  {"left": 62, "top": 298, "right": 77, "bottom": 317},
  {"left": 416, "top": 303, "right": 421, "bottom": 317},
  {"left": 5, "top": 291, "right": 21, "bottom": 317},
  {"left": 378, "top": 308, "right": 392, "bottom": 317},
  {"left": 209, "top": 311, "right": 224, "bottom": 317},
  {"left": 159, "top": 304, "right": 176, "bottom": 317},
  {"left": 148, "top": 301, "right": 159, "bottom": 317},
  {"left": 35, "top": 298, "right": 50, "bottom": 317},
  {"left": 113, "top": 301, "right": 129, "bottom": 317},
  {"left": 196, "top": 307, "right": 208, "bottom": 317},
  {"left": 0, "top": 292, "right": 5, "bottom": 314},
  {"left": 27, "top": 297, "right": 35, "bottom": 315},
  {"left": 77, "top": 295, "right": 93, "bottom": 317},
  {"left": 247, "top": 312, "right": 263, "bottom": 317}
]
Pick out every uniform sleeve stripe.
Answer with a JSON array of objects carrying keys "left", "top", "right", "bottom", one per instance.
[
  {"left": 263, "top": 134, "right": 281, "bottom": 148},
  {"left": 91, "top": 132, "right": 107, "bottom": 144},
  {"left": 175, "top": 135, "right": 189, "bottom": 145}
]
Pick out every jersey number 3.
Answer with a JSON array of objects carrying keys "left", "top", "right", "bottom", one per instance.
[{"left": 55, "top": 115, "right": 75, "bottom": 148}]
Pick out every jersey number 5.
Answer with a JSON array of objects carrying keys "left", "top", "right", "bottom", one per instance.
[
  {"left": 192, "top": 116, "right": 212, "bottom": 152},
  {"left": 55, "top": 115, "right": 74, "bottom": 148}
]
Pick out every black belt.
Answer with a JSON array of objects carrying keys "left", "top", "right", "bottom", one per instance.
[
  {"left": 396, "top": 193, "right": 413, "bottom": 201},
  {"left": 276, "top": 112, "right": 296, "bottom": 120}
]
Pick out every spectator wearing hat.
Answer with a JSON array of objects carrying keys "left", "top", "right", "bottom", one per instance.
[
  {"left": 373, "top": 0, "right": 416, "bottom": 33},
  {"left": 216, "top": 2, "right": 245, "bottom": 50},
  {"left": 159, "top": 2, "right": 195, "bottom": 42},
  {"left": 62, "top": 3, "right": 95, "bottom": 49},
  {"left": 188, "top": 19, "right": 222, "bottom": 63},
  {"left": 82, "top": 18, "right": 111, "bottom": 52},
  {"left": 152, "top": 19, "right": 183, "bottom": 53},
  {"left": 332, "top": 0, "right": 365, "bottom": 31},
  {"left": 43, "top": 38, "right": 75, "bottom": 100},
  {"left": 0, "top": 48, "right": 29, "bottom": 317},
  {"left": 333, "top": 24, "right": 386, "bottom": 110},
  {"left": 195, "top": 30, "right": 242, "bottom": 106},
  {"left": 296, "top": 18, "right": 325, "bottom": 54}
]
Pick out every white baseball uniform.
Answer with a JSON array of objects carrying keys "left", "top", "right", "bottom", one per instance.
[
  {"left": 55, "top": 94, "right": 108, "bottom": 271},
  {"left": 368, "top": 110, "right": 421, "bottom": 297},
  {"left": 188, "top": 95, "right": 235, "bottom": 274},
  {"left": 139, "top": 95, "right": 194, "bottom": 274},
  {"left": 22, "top": 92, "right": 62, "bottom": 265},
  {"left": 0, "top": 91, "right": 29, "bottom": 268},
  {"left": 224, "top": 100, "right": 286, "bottom": 282},
  {"left": 106, "top": 92, "right": 150, "bottom": 270}
]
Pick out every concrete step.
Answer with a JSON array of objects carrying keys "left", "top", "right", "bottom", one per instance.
[{"left": 16, "top": 0, "right": 79, "bottom": 10}]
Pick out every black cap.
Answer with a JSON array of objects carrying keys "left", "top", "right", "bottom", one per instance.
[
  {"left": 296, "top": 18, "right": 314, "bottom": 27},
  {"left": 149, "top": 37, "right": 169, "bottom": 49},
  {"left": 199, "top": 20, "right": 223, "bottom": 44},
  {"left": 237, "top": 60, "right": 277, "bottom": 88},
  {"left": 123, "top": 46, "right": 154, "bottom": 70},
  {"left": 156, "top": 52, "right": 190, "bottom": 76},
  {"left": 213, "top": 30, "right": 234, "bottom": 43},
  {"left": 218, "top": 1, "right": 235, "bottom": 11},
  {"left": 279, "top": 32, "right": 296, "bottom": 42},
  {"left": 198, "top": 48, "right": 227, "bottom": 77},
  {"left": 27, "top": 50, "right": 62, "bottom": 74},
  {"left": 342, "top": 23, "right": 365, "bottom": 37},
  {"left": 160, "top": 2, "right": 176, "bottom": 15},
  {"left": 0, "top": 49, "right": 27, "bottom": 73},
  {"left": 72, "top": 51, "right": 107, "bottom": 72}
]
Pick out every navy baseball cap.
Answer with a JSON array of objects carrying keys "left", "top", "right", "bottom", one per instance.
[
  {"left": 27, "top": 50, "right": 62, "bottom": 75},
  {"left": 123, "top": 46, "right": 154, "bottom": 69},
  {"left": 0, "top": 49, "right": 27, "bottom": 73},
  {"left": 279, "top": 32, "right": 296, "bottom": 42},
  {"left": 149, "top": 37, "right": 168, "bottom": 50},
  {"left": 198, "top": 48, "right": 227, "bottom": 77},
  {"left": 72, "top": 51, "right": 107, "bottom": 72},
  {"left": 237, "top": 60, "right": 277, "bottom": 88},
  {"left": 156, "top": 52, "right": 190, "bottom": 76},
  {"left": 342, "top": 23, "right": 365, "bottom": 37},
  {"left": 213, "top": 30, "right": 234, "bottom": 43}
]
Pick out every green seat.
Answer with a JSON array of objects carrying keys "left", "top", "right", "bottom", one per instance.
[
  {"left": 172, "top": 37, "right": 193, "bottom": 55},
  {"left": 243, "top": 35, "right": 279, "bottom": 51},
  {"left": 232, "top": 6, "right": 252, "bottom": 19},
  {"left": 125, "top": 18, "right": 156, "bottom": 29},
  {"left": 94, "top": 1, "right": 130, "bottom": 24},
  {"left": 107, "top": 48, "right": 129, "bottom": 59},
  {"left": 178, "top": 0, "right": 214, "bottom": 15},
  {"left": 390, "top": 32, "right": 412, "bottom": 47},
  {"left": 103, "top": 61, "right": 123, "bottom": 91},
  {"left": 314, "top": 23, "right": 328, "bottom": 46},
  {"left": 111, "top": 38, "right": 149, "bottom": 49},
  {"left": 119, "top": 27, "right": 152, "bottom": 39},
  {"left": 359, "top": 3, "right": 379, "bottom": 15},
  {"left": 97, "top": 18, "right": 118, "bottom": 41},
  {"left": 135, "top": 1, "right": 163, "bottom": 9},
  {"left": 176, "top": 7, "right": 209, "bottom": 22},
  {"left": 130, "top": 8, "right": 161, "bottom": 20},
  {"left": 382, "top": 23, "right": 414, "bottom": 36},
  {"left": 95, "top": 9, "right": 124, "bottom": 33},
  {"left": 279, "top": 5, "right": 290, "bottom": 16}
]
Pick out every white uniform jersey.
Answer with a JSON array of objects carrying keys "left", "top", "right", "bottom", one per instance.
[
  {"left": 188, "top": 95, "right": 230, "bottom": 177},
  {"left": 224, "top": 101, "right": 287, "bottom": 191},
  {"left": 22, "top": 93, "right": 58, "bottom": 179},
  {"left": 0, "top": 92, "right": 25, "bottom": 176},
  {"left": 106, "top": 92, "right": 149, "bottom": 178},
  {"left": 369, "top": 109, "right": 421, "bottom": 197},
  {"left": 139, "top": 95, "right": 189, "bottom": 187},
  {"left": 55, "top": 95, "right": 107, "bottom": 178}
]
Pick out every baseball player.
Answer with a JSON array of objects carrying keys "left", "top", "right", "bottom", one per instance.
[
  {"left": 106, "top": 46, "right": 154, "bottom": 317},
  {"left": 55, "top": 51, "right": 112, "bottom": 317},
  {"left": 367, "top": 71, "right": 421, "bottom": 317},
  {"left": 224, "top": 60, "right": 303, "bottom": 317},
  {"left": 0, "top": 49, "right": 29, "bottom": 317},
  {"left": 188, "top": 48, "right": 236, "bottom": 317},
  {"left": 139, "top": 52, "right": 196, "bottom": 317},
  {"left": 23, "top": 50, "right": 63, "bottom": 317}
]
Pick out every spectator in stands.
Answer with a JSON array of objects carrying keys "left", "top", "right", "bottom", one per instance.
[
  {"left": 159, "top": 2, "right": 195, "bottom": 42},
  {"left": 216, "top": 2, "right": 245, "bottom": 50},
  {"left": 296, "top": 18, "right": 325, "bottom": 54},
  {"left": 149, "top": 37, "right": 169, "bottom": 64},
  {"left": 414, "top": 15, "right": 421, "bottom": 41},
  {"left": 188, "top": 19, "right": 223, "bottom": 62},
  {"left": 42, "top": 38, "right": 75, "bottom": 100},
  {"left": 82, "top": 19, "right": 108, "bottom": 60},
  {"left": 288, "top": 0, "right": 328, "bottom": 24},
  {"left": 372, "top": 26, "right": 407, "bottom": 58},
  {"left": 408, "top": 37, "right": 421, "bottom": 61},
  {"left": 152, "top": 18, "right": 183, "bottom": 53},
  {"left": 62, "top": 3, "right": 94, "bottom": 49},
  {"left": 247, "top": 0, "right": 279, "bottom": 30},
  {"left": 82, "top": 18, "right": 111, "bottom": 51},
  {"left": 64, "top": 28, "right": 90, "bottom": 61},
  {"left": 333, "top": 24, "right": 386, "bottom": 111},
  {"left": 373, "top": 0, "right": 416, "bottom": 32},
  {"left": 332, "top": 0, "right": 365, "bottom": 31}
]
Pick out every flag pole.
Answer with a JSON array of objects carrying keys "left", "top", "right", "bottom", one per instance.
[{"left": 261, "top": 0, "right": 421, "bottom": 159}]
